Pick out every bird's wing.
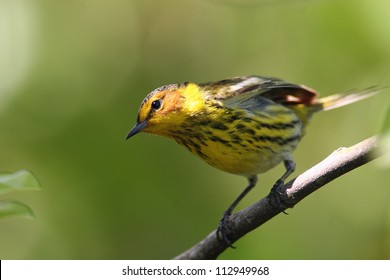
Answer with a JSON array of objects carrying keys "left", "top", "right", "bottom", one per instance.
[{"left": 200, "top": 76, "right": 319, "bottom": 109}]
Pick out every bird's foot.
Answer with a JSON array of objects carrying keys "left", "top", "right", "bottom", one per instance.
[
  {"left": 216, "top": 213, "right": 236, "bottom": 248},
  {"left": 268, "top": 179, "right": 289, "bottom": 214}
]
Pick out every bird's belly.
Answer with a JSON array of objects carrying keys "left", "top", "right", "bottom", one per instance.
[
  {"left": 173, "top": 110, "right": 303, "bottom": 177},
  {"left": 199, "top": 141, "right": 289, "bottom": 176}
]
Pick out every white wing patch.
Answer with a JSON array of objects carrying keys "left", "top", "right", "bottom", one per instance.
[{"left": 228, "top": 76, "right": 262, "bottom": 92}]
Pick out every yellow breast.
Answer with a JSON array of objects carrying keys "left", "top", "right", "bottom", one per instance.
[{"left": 170, "top": 104, "right": 303, "bottom": 177}]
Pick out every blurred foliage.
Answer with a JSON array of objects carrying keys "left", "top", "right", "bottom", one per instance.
[
  {"left": 0, "top": 0, "right": 389, "bottom": 259},
  {"left": 0, "top": 170, "right": 41, "bottom": 195},
  {"left": 0, "top": 170, "right": 41, "bottom": 219},
  {"left": 0, "top": 200, "right": 34, "bottom": 220}
]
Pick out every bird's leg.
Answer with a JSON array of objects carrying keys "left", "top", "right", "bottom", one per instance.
[
  {"left": 268, "top": 159, "right": 295, "bottom": 212},
  {"left": 217, "top": 176, "right": 258, "bottom": 247}
]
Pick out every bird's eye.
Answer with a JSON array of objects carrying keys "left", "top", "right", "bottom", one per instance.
[{"left": 151, "top": 99, "right": 162, "bottom": 110}]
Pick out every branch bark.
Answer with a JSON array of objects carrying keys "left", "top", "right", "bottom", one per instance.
[{"left": 174, "top": 136, "right": 382, "bottom": 260}]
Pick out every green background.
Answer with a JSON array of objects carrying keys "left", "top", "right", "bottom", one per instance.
[{"left": 1, "top": 0, "right": 389, "bottom": 259}]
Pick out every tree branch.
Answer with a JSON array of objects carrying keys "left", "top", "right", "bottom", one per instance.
[{"left": 174, "top": 136, "right": 382, "bottom": 260}]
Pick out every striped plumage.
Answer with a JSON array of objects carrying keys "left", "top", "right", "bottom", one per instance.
[{"left": 126, "top": 75, "right": 379, "bottom": 245}]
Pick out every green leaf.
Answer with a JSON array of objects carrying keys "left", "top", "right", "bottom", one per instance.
[
  {"left": 0, "top": 170, "right": 41, "bottom": 195},
  {"left": 0, "top": 200, "right": 34, "bottom": 219}
]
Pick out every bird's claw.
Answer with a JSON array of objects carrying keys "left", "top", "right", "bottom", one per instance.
[
  {"left": 216, "top": 215, "right": 236, "bottom": 248},
  {"left": 268, "top": 179, "right": 289, "bottom": 214}
]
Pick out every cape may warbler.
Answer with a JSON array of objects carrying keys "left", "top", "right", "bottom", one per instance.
[{"left": 126, "top": 75, "right": 378, "bottom": 245}]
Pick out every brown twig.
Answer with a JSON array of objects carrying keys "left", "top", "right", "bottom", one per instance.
[{"left": 174, "top": 136, "right": 382, "bottom": 260}]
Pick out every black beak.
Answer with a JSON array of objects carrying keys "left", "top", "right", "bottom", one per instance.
[{"left": 126, "top": 119, "right": 148, "bottom": 140}]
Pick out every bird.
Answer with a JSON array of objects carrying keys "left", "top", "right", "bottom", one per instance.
[{"left": 126, "top": 75, "right": 379, "bottom": 246}]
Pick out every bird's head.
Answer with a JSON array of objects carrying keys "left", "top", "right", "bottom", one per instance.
[{"left": 126, "top": 82, "right": 204, "bottom": 139}]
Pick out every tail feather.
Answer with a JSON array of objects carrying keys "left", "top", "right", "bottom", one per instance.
[{"left": 318, "top": 86, "right": 384, "bottom": 112}]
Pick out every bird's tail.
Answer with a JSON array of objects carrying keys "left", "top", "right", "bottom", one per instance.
[{"left": 317, "top": 86, "right": 384, "bottom": 112}]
